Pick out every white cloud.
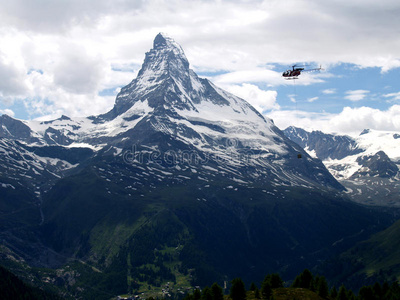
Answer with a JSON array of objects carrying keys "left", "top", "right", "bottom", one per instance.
[
  {"left": 0, "top": 0, "right": 145, "bottom": 33},
  {"left": 344, "top": 90, "right": 370, "bottom": 101},
  {"left": 213, "top": 69, "right": 282, "bottom": 86},
  {"left": 20, "top": 69, "right": 115, "bottom": 119},
  {"left": 0, "top": 0, "right": 399, "bottom": 123},
  {"left": 221, "top": 83, "right": 279, "bottom": 113},
  {"left": 1, "top": 1, "right": 399, "bottom": 71},
  {"left": 266, "top": 110, "right": 330, "bottom": 132},
  {"left": 0, "top": 55, "right": 28, "bottom": 99},
  {"left": 384, "top": 91, "right": 400, "bottom": 101},
  {"left": 0, "top": 108, "right": 15, "bottom": 117},
  {"left": 266, "top": 105, "right": 400, "bottom": 136},
  {"left": 289, "top": 95, "right": 297, "bottom": 103},
  {"left": 328, "top": 105, "right": 400, "bottom": 135},
  {"left": 322, "top": 88, "right": 336, "bottom": 94},
  {"left": 52, "top": 43, "right": 107, "bottom": 95},
  {"left": 307, "top": 97, "right": 318, "bottom": 103}
]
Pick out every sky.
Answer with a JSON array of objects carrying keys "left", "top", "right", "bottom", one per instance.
[{"left": 0, "top": 0, "right": 400, "bottom": 136}]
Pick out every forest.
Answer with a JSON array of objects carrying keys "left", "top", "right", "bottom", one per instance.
[
  {"left": 2, "top": 264, "right": 400, "bottom": 300},
  {"left": 180, "top": 269, "right": 400, "bottom": 300}
]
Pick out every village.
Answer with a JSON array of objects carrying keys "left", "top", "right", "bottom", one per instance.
[{"left": 117, "top": 282, "right": 202, "bottom": 300}]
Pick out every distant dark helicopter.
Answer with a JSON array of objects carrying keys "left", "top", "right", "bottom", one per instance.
[{"left": 282, "top": 64, "right": 323, "bottom": 80}]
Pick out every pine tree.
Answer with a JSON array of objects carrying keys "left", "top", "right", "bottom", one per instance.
[
  {"left": 316, "top": 276, "right": 329, "bottom": 299},
  {"left": 330, "top": 286, "right": 338, "bottom": 299},
  {"left": 202, "top": 287, "right": 213, "bottom": 300},
  {"left": 230, "top": 278, "right": 246, "bottom": 300},
  {"left": 382, "top": 282, "right": 390, "bottom": 298},
  {"left": 202, "top": 286, "right": 213, "bottom": 300},
  {"left": 250, "top": 282, "right": 257, "bottom": 291},
  {"left": 291, "top": 269, "right": 313, "bottom": 289},
  {"left": 358, "top": 286, "right": 375, "bottom": 300},
  {"left": 183, "top": 294, "right": 193, "bottom": 300},
  {"left": 193, "top": 288, "right": 201, "bottom": 300},
  {"left": 373, "top": 282, "right": 382, "bottom": 299},
  {"left": 264, "top": 274, "right": 283, "bottom": 289},
  {"left": 260, "top": 280, "right": 272, "bottom": 300},
  {"left": 347, "top": 289, "right": 356, "bottom": 300},
  {"left": 337, "top": 285, "right": 348, "bottom": 300},
  {"left": 390, "top": 281, "right": 400, "bottom": 299},
  {"left": 211, "top": 283, "right": 224, "bottom": 300}
]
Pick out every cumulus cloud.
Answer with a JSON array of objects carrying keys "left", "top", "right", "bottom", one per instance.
[
  {"left": 384, "top": 91, "right": 400, "bottom": 102},
  {"left": 23, "top": 70, "right": 115, "bottom": 119},
  {"left": 266, "top": 110, "right": 326, "bottom": 132},
  {"left": 0, "top": 0, "right": 399, "bottom": 126},
  {"left": 0, "top": 108, "right": 15, "bottom": 117},
  {"left": 322, "top": 88, "right": 336, "bottom": 95},
  {"left": 52, "top": 43, "right": 107, "bottom": 95},
  {"left": 344, "top": 90, "right": 370, "bottom": 101},
  {"left": 2, "top": 0, "right": 399, "bottom": 71},
  {"left": 213, "top": 69, "right": 282, "bottom": 86},
  {"left": 0, "top": 0, "right": 145, "bottom": 33},
  {"left": 307, "top": 97, "right": 318, "bottom": 103},
  {"left": 267, "top": 105, "right": 400, "bottom": 136},
  {"left": 0, "top": 56, "right": 28, "bottom": 99},
  {"left": 222, "top": 83, "right": 279, "bottom": 113}
]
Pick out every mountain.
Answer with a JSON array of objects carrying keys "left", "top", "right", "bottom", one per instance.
[
  {"left": 320, "top": 217, "right": 400, "bottom": 291},
  {"left": 284, "top": 126, "right": 400, "bottom": 207},
  {"left": 0, "top": 34, "right": 397, "bottom": 298},
  {"left": 0, "top": 265, "right": 61, "bottom": 299},
  {"left": 352, "top": 150, "right": 398, "bottom": 179},
  {"left": 282, "top": 126, "right": 364, "bottom": 161},
  {"left": 1, "top": 34, "right": 345, "bottom": 193}
]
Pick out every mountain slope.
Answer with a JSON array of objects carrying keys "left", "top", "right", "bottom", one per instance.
[
  {"left": 283, "top": 126, "right": 363, "bottom": 160},
  {"left": 39, "top": 158, "right": 391, "bottom": 290},
  {"left": 284, "top": 126, "right": 400, "bottom": 207},
  {"left": 0, "top": 34, "right": 397, "bottom": 299},
  {"left": 320, "top": 218, "right": 400, "bottom": 291}
]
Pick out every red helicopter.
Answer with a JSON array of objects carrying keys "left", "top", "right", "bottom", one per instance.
[{"left": 282, "top": 64, "right": 322, "bottom": 80}]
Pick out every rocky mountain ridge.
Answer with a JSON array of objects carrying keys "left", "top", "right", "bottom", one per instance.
[
  {"left": 1, "top": 33, "right": 343, "bottom": 193},
  {"left": 284, "top": 126, "right": 400, "bottom": 206}
]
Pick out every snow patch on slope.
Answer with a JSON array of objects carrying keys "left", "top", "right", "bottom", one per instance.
[{"left": 323, "top": 129, "right": 400, "bottom": 179}]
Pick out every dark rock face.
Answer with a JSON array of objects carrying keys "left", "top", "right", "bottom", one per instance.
[
  {"left": 0, "top": 114, "right": 38, "bottom": 143},
  {"left": 283, "top": 126, "right": 400, "bottom": 207},
  {"left": 352, "top": 151, "right": 399, "bottom": 178},
  {"left": 284, "top": 126, "right": 400, "bottom": 180},
  {"left": 284, "top": 126, "right": 363, "bottom": 160}
]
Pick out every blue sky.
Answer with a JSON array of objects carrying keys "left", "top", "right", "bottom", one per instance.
[
  {"left": 275, "top": 64, "right": 399, "bottom": 113},
  {"left": 266, "top": 64, "right": 400, "bottom": 133},
  {"left": 0, "top": 0, "right": 399, "bottom": 136}
]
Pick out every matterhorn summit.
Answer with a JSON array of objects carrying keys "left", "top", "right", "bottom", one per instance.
[
  {"left": 102, "top": 33, "right": 269, "bottom": 122},
  {"left": 1, "top": 33, "right": 342, "bottom": 190},
  {"left": 106, "top": 32, "right": 196, "bottom": 117}
]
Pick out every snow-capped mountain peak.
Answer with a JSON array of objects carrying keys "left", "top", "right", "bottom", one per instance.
[
  {"left": 1, "top": 34, "right": 344, "bottom": 191},
  {"left": 106, "top": 33, "right": 196, "bottom": 118},
  {"left": 152, "top": 32, "right": 188, "bottom": 67},
  {"left": 136, "top": 32, "right": 190, "bottom": 93},
  {"left": 355, "top": 129, "right": 400, "bottom": 161},
  {"left": 283, "top": 126, "right": 400, "bottom": 206},
  {"left": 95, "top": 34, "right": 283, "bottom": 154}
]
